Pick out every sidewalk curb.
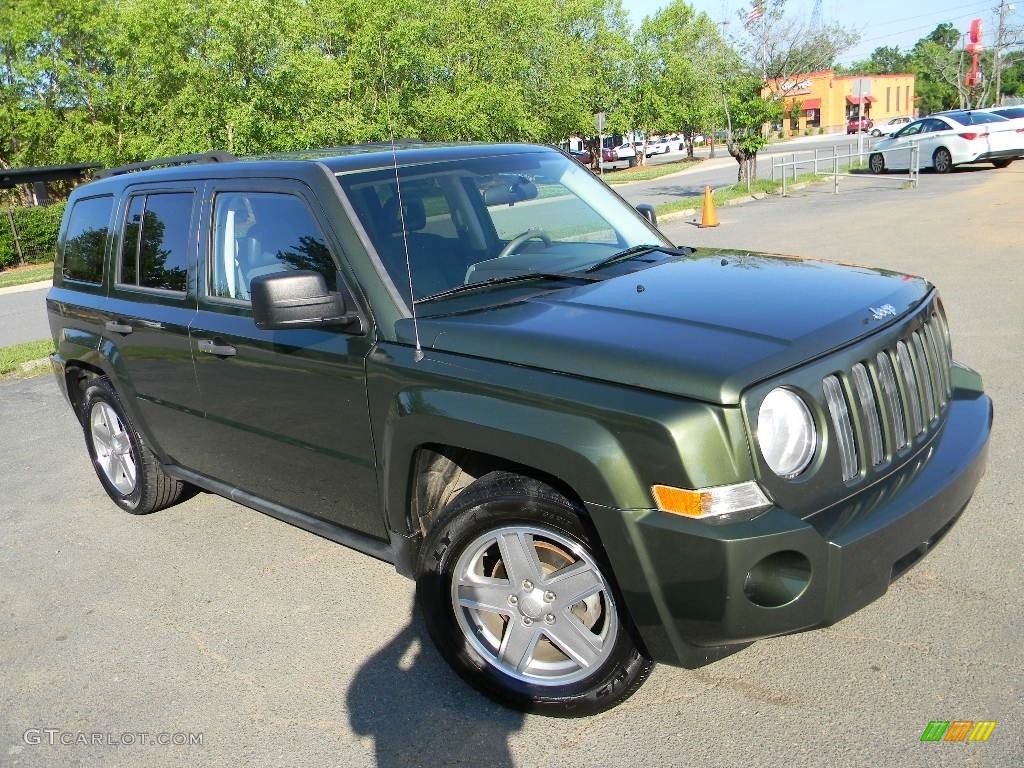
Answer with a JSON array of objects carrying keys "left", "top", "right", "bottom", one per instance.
[
  {"left": 0, "top": 279, "right": 52, "bottom": 296},
  {"left": 657, "top": 189, "right": 774, "bottom": 225}
]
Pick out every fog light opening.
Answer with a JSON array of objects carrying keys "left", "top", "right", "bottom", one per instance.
[{"left": 743, "top": 551, "right": 812, "bottom": 608}]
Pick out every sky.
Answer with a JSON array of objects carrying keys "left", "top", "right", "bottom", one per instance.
[{"left": 623, "top": 0, "right": 1018, "bottom": 64}]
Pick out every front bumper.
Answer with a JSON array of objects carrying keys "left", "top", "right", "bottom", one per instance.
[{"left": 602, "top": 374, "right": 991, "bottom": 669}]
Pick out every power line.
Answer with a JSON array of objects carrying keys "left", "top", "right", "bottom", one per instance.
[
  {"left": 856, "top": 9, "right": 1003, "bottom": 49},
  {"left": 850, "top": 0, "right": 993, "bottom": 32}
]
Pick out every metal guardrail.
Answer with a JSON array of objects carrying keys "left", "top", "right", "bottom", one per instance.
[{"left": 771, "top": 140, "right": 921, "bottom": 194}]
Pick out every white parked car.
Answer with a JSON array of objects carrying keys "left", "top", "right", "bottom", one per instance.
[
  {"left": 868, "top": 110, "right": 1024, "bottom": 173},
  {"left": 613, "top": 143, "right": 637, "bottom": 160},
  {"left": 869, "top": 116, "right": 911, "bottom": 137},
  {"left": 645, "top": 138, "right": 671, "bottom": 157}
]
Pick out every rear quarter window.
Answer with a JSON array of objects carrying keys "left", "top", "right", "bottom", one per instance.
[{"left": 62, "top": 195, "right": 114, "bottom": 283}]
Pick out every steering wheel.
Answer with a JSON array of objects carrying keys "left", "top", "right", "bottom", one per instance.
[{"left": 497, "top": 230, "right": 552, "bottom": 259}]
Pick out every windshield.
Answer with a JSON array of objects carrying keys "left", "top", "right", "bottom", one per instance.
[{"left": 335, "top": 149, "right": 670, "bottom": 308}]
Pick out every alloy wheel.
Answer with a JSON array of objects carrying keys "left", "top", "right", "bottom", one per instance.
[
  {"left": 450, "top": 525, "right": 618, "bottom": 686},
  {"left": 89, "top": 400, "right": 138, "bottom": 495}
]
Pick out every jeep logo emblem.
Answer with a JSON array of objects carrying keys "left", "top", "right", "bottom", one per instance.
[{"left": 869, "top": 304, "right": 897, "bottom": 321}]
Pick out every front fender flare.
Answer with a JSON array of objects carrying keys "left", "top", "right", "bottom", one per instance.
[{"left": 380, "top": 387, "right": 652, "bottom": 538}]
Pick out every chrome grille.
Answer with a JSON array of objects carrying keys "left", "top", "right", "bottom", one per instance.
[
  {"left": 851, "top": 363, "right": 884, "bottom": 467},
  {"left": 823, "top": 309, "right": 952, "bottom": 482},
  {"left": 823, "top": 375, "right": 857, "bottom": 481}
]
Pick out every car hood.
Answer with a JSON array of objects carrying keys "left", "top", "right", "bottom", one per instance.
[{"left": 411, "top": 250, "right": 931, "bottom": 404}]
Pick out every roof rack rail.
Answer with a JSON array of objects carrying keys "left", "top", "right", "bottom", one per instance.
[{"left": 94, "top": 151, "right": 236, "bottom": 179}]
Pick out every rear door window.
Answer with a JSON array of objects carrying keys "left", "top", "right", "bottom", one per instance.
[{"left": 119, "top": 192, "right": 194, "bottom": 292}]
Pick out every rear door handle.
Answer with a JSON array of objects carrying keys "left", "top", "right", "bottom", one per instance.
[
  {"left": 197, "top": 339, "right": 237, "bottom": 357},
  {"left": 104, "top": 320, "right": 133, "bottom": 335}
]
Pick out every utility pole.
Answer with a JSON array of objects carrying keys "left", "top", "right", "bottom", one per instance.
[{"left": 993, "top": 0, "right": 1016, "bottom": 104}]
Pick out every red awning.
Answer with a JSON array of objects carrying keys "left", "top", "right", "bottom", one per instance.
[
  {"left": 846, "top": 95, "right": 876, "bottom": 105},
  {"left": 801, "top": 98, "right": 821, "bottom": 110}
]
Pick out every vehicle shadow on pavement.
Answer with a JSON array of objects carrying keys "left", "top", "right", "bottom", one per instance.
[{"left": 347, "top": 609, "right": 523, "bottom": 768}]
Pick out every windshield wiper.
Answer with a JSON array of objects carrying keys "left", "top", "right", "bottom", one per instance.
[
  {"left": 415, "top": 272, "right": 605, "bottom": 304},
  {"left": 583, "top": 244, "right": 693, "bottom": 273}
]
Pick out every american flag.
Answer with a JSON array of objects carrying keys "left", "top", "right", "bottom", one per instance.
[{"left": 745, "top": 2, "right": 765, "bottom": 27}]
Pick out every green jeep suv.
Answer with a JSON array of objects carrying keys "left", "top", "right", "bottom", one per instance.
[{"left": 47, "top": 143, "right": 991, "bottom": 716}]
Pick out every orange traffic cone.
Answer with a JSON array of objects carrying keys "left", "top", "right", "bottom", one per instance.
[{"left": 699, "top": 185, "right": 719, "bottom": 227}]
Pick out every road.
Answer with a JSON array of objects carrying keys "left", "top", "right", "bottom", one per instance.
[
  {"left": 614, "top": 133, "right": 891, "bottom": 208},
  {"left": 1, "top": 165, "right": 1021, "bottom": 767},
  {"left": 0, "top": 282, "right": 50, "bottom": 347}
]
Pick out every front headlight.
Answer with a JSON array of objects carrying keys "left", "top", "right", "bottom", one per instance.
[{"left": 757, "top": 388, "right": 816, "bottom": 478}]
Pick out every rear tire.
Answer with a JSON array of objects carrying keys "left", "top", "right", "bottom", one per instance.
[
  {"left": 415, "top": 471, "right": 653, "bottom": 716},
  {"left": 933, "top": 147, "right": 953, "bottom": 174},
  {"left": 993, "top": 158, "right": 1013, "bottom": 169},
  {"left": 81, "top": 377, "right": 188, "bottom": 514}
]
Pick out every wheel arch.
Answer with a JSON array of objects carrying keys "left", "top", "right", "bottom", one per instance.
[
  {"left": 56, "top": 335, "right": 158, "bottom": 458},
  {"left": 54, "top": 330, "right": 121, "bottom": 423},
  {"left": 404, "top": 444, "right": 590, "bottom": 539},
  {"left": 378, "top": 389, "right": 653, "bottom": 549},
  {"left": 63, "top": 360, "right": 108, "bottom": 424}
]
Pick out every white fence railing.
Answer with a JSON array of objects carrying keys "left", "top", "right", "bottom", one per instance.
[{"left": 770, "top": 141, "right": 921, "bottom": 194}]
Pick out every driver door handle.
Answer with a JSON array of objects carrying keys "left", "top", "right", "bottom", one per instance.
[
  {"left": 197, "top": 339, "right": 237, "bottom": 357},
  {"left": 104, "top": 320, "right": 133, "bottom": 335}
]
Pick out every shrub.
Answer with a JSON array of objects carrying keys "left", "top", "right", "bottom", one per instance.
[{"left": 0, "top": 202, "right": 65, "bottom": 270}]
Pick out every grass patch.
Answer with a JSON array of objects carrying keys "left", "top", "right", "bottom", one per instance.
[
  {"left": 653, "top": 163, "right": 874, "bottom": 219},
  {"left": 601, "top": 158, "right": 705, "bottom": 184},
  {"left": 0, "top": 262, "right": 53, "bottom": 289},
  {"left": 0, "top": 339, "right": 54, "bottom": 379}
]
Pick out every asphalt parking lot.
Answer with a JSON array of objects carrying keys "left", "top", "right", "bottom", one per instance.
[{"left": 2, "top": 167, "right": 1021, "bottom": 767}]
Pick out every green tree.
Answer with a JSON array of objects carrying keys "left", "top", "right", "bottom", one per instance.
[
  {"left": 848, "top": 46, "right": 910, "bottom": 75},
  {"left": 0, "top": 0, "right": 636, "bottom": 187},
  {"left": 641, "top": 1, "right": 735, "bottom": 158},
  {"left": 723, "top": 74, "right": 782, "bottom": 185},
  {"left": 909, "top": 23, "right": 979, "bottom": 111}
]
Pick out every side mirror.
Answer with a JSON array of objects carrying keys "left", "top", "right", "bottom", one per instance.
[
  {"left": 250, "top": 270, "right": 361, "bottom": 332},
  {"left": 636, "top": 203, "right": 657, "bottom": 226}
]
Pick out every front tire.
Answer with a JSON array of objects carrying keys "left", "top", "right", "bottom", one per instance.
[
  {"left": 415, "top": 472, "right": 653, "bottom": 716},
  {"left": 81, "top": 377, "right": 187, "bottom": 514},
  {"left": 933, "top": 147, "right": 954, "bottom": 174},
  {"left": 993, "top": 158, "right": 1013, "bottom": 169},
  {"left": 869, "top": 153, "right": 886, "bottom": 174}
]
